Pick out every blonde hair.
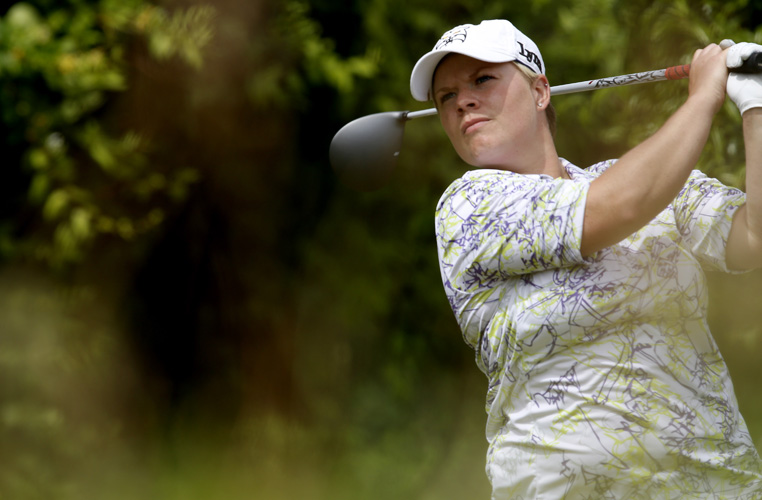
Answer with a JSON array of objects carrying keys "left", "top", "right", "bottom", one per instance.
[{"left": 512, "top": 62, "right": 556, "bottom": 137}]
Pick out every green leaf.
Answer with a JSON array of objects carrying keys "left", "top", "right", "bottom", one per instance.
[{"left": 43, "top": 189, "right": 69, "bottom": 220}]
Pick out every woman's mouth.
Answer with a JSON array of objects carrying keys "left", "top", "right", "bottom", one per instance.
[{"left": 463, "top": 117, "right": 489, "bottom": 134}]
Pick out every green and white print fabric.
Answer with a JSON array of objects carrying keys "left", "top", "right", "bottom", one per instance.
[{"left": 435, "top": 159, "right": 762, "bottom": 499}]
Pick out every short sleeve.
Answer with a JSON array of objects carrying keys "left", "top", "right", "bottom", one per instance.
[
  {"left": 435, "top": 170, "right": 589, "bottom": 295},
  {"left": 673, "top": 170, "right": 746, "bottom": 272}
]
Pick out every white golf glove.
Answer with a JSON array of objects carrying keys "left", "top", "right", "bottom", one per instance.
[{"left": 722, "top": 40, "right": 762, "bottom": 115}]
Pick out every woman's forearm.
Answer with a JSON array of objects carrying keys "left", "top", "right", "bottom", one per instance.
[
  {"left": 579, "top": 45, "right": 728, "bottom": 257},
  {"left": 580, "top": 95, "right": 718, "bottom": 256},
  {"left": 726, "top": 108, "right": 762, "bottom": 269}
]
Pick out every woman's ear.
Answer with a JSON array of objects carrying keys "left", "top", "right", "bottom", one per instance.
[{"left": 534, "top": 74, "right": 551, "bottom": 110}]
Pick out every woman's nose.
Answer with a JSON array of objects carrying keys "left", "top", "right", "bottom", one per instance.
[{"left": 456, "top": 90, "right": 478, "bottom": 112}]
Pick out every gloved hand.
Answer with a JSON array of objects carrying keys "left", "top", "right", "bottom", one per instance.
[{"left": 722, "top": 40, "right": 762, "bottom": 115}]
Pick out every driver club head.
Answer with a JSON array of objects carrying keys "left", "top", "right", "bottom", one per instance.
[{"left": 329, "top": 111, "right": 407, "bottom": 191}]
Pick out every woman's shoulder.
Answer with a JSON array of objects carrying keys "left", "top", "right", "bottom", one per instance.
[
  {"left": 437, "top": 168, "right": 542, "bottom": 212},
  {"left": 445, "top": 168, "right": 552, "bottom": 193}
]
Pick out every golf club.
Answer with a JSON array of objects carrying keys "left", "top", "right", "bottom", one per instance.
[{"left": 330, "top": 53, "right": 762, "bottom": 191}]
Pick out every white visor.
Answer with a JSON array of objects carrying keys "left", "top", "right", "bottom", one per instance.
[{"left": 410, "top": 19, "right": 545, "bottom": 102}]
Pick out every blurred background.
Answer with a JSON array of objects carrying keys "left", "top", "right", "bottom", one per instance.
[{"left": 1, "top": 0, "right": 761, "bottom": 498}]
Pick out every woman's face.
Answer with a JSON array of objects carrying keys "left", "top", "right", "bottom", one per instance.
[{"left": 432, "top": 54, "right": 548, "bottom": 172}]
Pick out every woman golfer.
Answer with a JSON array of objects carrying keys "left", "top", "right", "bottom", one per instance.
[{"left": 410, "top": 19, "right": 762, "bottom": 498}]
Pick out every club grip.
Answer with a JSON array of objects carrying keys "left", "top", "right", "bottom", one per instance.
[
  {"left": 665, "top": 64, "right": 690, "bottom": 80},
  {"left": 664, "top": 52, "right": 762, "bottom": 81},
  {"left": 733, "top": 51, "right": 762, "bottom": 74}
]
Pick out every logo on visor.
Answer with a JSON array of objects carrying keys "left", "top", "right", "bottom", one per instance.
[
  {"left": 435, "top": 26, "right": 469, "bottom": 50},
  {"left": 517, "top": 41, "right": 543, "bottom": 73}
]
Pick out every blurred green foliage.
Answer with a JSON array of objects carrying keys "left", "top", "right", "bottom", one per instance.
[
  {"left": 0, "top": 0, "right": 212, "bottom": 266},
  {"left": 0, "top": 1, "right": 761, "bottom": 499}
]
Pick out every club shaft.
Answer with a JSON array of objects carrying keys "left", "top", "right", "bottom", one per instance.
[
  {"left": 550, "top": 64, "right": 688, "bottom": 95},
  {"left": 553, "top": 52, "right": 762, "bottom": 95},
  {"left": 406, "top": 108, "right": 439, "bottom": 119}
]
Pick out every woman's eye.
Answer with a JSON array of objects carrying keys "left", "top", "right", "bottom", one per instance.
[
  {"left": 476, "top": 75, "right": 494, "bottom": 84},
  {"left": 439, "top": 92, "right": 455, "bottom": 104}
]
